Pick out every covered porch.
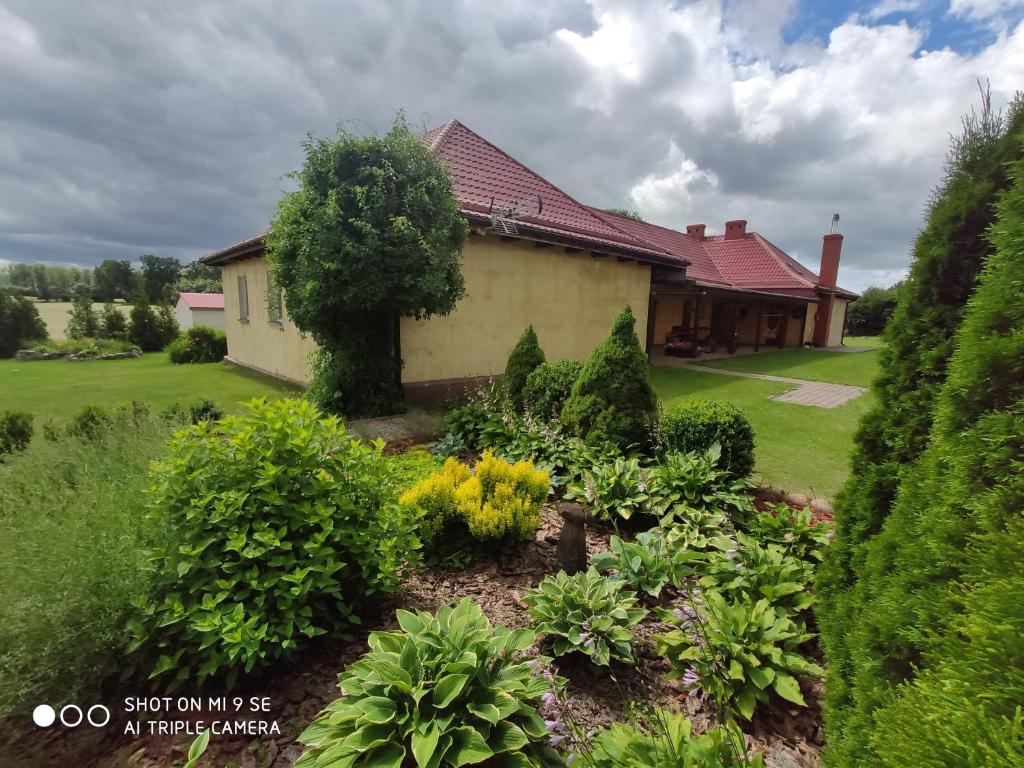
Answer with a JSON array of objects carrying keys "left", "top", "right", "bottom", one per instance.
[{"left": 645, "top": 284, "right": 816, "bottom": 359}]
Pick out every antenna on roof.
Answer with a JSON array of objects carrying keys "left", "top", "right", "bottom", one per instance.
[
  {"left": 831, "top": 213, "right": 840, "bottom": 234},
  {"left": 487, "top": 195, "right": 544, "bottom": 237}
]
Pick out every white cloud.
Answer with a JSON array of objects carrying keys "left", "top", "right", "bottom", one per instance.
[
  {"left": 950, "top": 0, "right": 1024, "bottom": 21},
  {"left": 866, "top": 0, "right": 926, "bottom": 21}
]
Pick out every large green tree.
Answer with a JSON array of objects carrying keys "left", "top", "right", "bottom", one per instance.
[
  {"left": 0, "top": 289, "right": 47, "bottom": 357},
  {"left": 93, "top": 259, "right": 136, "bottom": 302},
  {"left": 140, "top": 255, "right": 182, "bottom": 302},
  {"left": 171, "top": 261, "right": 221, "bottom": 295},
  {"left": 844, "top": 284, "right": 899, "bottom": 336},
  {"left": 818, "top": 89, "right": 1024, "bottom": 767},
  {"left": 266, "top": 117, "right": 468, "bottom": 417}
]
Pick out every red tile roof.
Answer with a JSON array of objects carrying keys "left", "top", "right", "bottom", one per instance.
[
  {"left": 203, "top": 119, "right": 855, "bottom": 299},
  {"left": 177, "top": 292, "right": 225, "bottom": 310}
]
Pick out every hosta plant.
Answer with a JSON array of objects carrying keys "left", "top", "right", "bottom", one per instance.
[
  {"left": 581, "top": 707, "right": 765, "bottom": 767},
  {"left": 295, "top": 599, "right": 564, "bottom": 768},
  {"left": 740, "top": 503, "right": 830, "bottom": 564},
  {"left": 565, "top": 456, "right": 649, "bottom": 522},
  {"left": 524, "top": 568, "right": 647, "bottom": 665},
  {"left": 127, "top": 397, "right": 416, "bottom": 687},
  {"left": 660, "top": 507, "right": 735, "bottom": 554},
  {"left": 648, "top": 447, "right": 755, "bottom": 522},
  {"left": 698, "top": 534, "right": 817, "bottom": 626},
  {"left": 592, "top": 531, "right": 675, "bottom": 598},
  {"left": 656, "top": 591, "right": 822, "bottom": 719}
]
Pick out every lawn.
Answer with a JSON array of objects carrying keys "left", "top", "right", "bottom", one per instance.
[
  {"left": 651, "top": 365, "right": 874, "bottom": 498},
  {"left": 692, "top": 345, "right": 880, "bottom": 387},
  {"left": 32, "top": 300, "right": 131, "bottom": 340},
  {"left": 0, "top": 352, "right": 300, "bottom": 423}
]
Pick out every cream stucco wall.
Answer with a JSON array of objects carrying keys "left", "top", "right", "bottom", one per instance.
[
  {"left": 803, "top": 304, "right": 817, "bottom": 345},
  {"left": 827, "top": 297, "right": 848, "bottom": 347},
  {"left": 401, "top": 235, "right": 652, "bottom": 382},
  {"left": 219, "top": 235, "right": 652, "bottom": 386},
  {"left": 221, "top": 260, "right": 316, "bottom": 384},
  {"left": 174, "top": 301, "right": 226, "bottom": 332}
]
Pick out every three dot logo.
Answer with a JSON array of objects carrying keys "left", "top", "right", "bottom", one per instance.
[{"left": 33, "top": 703, "right": 110, "bottom": 728}]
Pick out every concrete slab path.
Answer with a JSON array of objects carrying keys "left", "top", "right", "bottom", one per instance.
[{"left": 653, "top": 357, "right": 867, "bottom": 409}]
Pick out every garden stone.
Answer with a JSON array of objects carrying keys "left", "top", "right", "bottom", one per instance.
[
  {"left": 556, "top": 502, "right": 590, "bottom": 575},
  {"left": 14, "top": 349, "right": 67, "bottom": 360},
  {"left": 810, "top": 497, "right": 833, "bottom": 516},
  {"left": 784, "top": 492, "right": 810, "bottom": 508}
]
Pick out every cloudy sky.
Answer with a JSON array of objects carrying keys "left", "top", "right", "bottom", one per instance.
[{"left": 2, "top": 0, "right": 1023, "bottom": 291}]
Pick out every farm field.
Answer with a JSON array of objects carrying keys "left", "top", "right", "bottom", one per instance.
[{"left": 31, "top": 300, "right": 131, "bottom": 340}]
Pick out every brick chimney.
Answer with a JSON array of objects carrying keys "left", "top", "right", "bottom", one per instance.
[
  {"left": 818, "top": 233, "right": 843, "bottom": 289},
  {"left": 724, "top": 220, "right": 747, "bottom": 240},
  {"left": 685, "top": 224, "right": 706, "bottom": 239}
]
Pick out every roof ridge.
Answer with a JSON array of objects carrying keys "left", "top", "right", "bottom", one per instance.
[
  {"left": 751, "top": 233, "right": 818, "bottom": 288},
  {"left": 427, "top": 119, "right": 459, "bottom": 154},
  {"left": 437, "top": 120, "right": 675, "bottom": 259}
]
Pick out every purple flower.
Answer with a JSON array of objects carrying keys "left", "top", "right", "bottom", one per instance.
[
  {"left": 681, "top": 667, "right": 700, "bottom": 689},
  {"left": 541, "top": 691, "right": 556, "bottom": 707}
]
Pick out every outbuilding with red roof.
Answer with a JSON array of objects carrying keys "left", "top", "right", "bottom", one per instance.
[{"left": 174, "top": 291, "right": 226, "bottom": 332}]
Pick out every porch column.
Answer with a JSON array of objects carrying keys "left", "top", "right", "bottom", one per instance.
[{"left": 754, "top": 301, "right": 763, "bottom": 351}]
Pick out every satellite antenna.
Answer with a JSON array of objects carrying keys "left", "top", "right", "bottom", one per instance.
[
  {"left": 487, "top": 194, "right": 544, "bottom": 236},
  {"left": 831, "top": 213, "right": 840, "bottom": 234}
]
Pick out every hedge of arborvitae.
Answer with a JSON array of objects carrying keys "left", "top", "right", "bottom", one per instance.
[
  {"left": 818, "top": 92, "right": 1024, "bottom": 767},
  {"left": 560, "top": 306, "right": 657, "bottom": 449}
]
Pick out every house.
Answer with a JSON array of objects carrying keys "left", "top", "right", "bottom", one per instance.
[
  {"left": 201, "top": 120, "right": 856, "bottom": 402},
  {"left": 174, "top": 292, "right": 226, "bottom": 331}
]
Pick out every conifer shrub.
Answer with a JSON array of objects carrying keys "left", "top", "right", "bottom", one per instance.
[
  {"left": 659, "top": 399, "right": 755, "bottom": 479},
  {"left": 504, "top": 325, "right": 546, "bottom": 410},
  {"left": 128, "top": 299, "right": 179, "bottom": 351},
  {"left": 65, "top": 295, "right": 99, "bottom": 339},
  {"left": 128, "top": 398, "right": 417, "bottom": 686},
  {"left": 524, "top": 358, "right": 582, "bottom": 420},
  {"left": 819, "top": 126, "right": 1024, "bottom": 766},
  {"left": 560, "top": 306, "right": 658, "bottom": 450},
  {"left": 97, "top": 302, "right": 129, "bottom": 340}
]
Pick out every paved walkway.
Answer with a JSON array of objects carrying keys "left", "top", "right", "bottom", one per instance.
[{"left": 652, "top": 356, "right": 867, "bottom": 408}]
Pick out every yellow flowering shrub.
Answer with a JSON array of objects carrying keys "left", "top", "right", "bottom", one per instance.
[{"left": 400, "top": 450, "right": 550, "bottom": 550}]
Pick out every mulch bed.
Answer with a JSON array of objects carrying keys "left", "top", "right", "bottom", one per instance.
[{"left": 7, "top": 507, "right": 825, "bottom": 768}]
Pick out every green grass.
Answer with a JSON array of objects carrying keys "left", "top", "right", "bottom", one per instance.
[
  {"left": 692, "top": 346, "right": 880, "bottom": 387},
  {"left": 651, "top": 366, "right": 873, "bottom": 498},
  {"left": 0, "top": 352, "right": 299, "bottom": 423},
  {"left": 844, "top": 335, "right": 885, "bottom": 348}
]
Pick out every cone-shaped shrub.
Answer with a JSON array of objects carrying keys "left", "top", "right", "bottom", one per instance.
[
  {"left": 504, "top": 325, "right": 545, "bottom": 410},
  {"left": 560, "top": 306, "right": 657, "bottom": 449},
  {"left": 819, "top": 145, "right": 1024, "bottom": 766}
]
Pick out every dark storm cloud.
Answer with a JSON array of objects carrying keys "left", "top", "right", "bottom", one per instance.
[{"left": 0, "top": 0, "right": 1021, "bottom": 291}]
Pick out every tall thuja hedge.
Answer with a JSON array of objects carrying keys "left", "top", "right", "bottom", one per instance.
[
  {"left": 561, "top": 306, "right": 657, "bottom": 449},
  {"left": 267, "top": 116, "right": 468, "bottom": 417},
  {"left": 850, "top": 155, "right": 1024, "bottom": 767},
  {"left": 818, "top": 90, "right": 1024, "bottom": 767},
  {"left": 504, "top": 325, "right": 545, "bottom": 410}
]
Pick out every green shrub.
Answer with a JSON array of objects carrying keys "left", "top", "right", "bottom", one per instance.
[
  {"left": 98, "top": 302, "right": 129, "bottom": 340},
  {"left": 583, "top": 708, "right": 763, "bottom": 768},
  {"left": 593, "top": 531, "right": 674, "bottom": 598},
  {"left": 524, "top": 568, "right": 647, "bottom": 666},
  {"left": 0, "top": 411, "right": 32, "bottom": 458},
  {"left": 24, "top": 336, "right": 140, "bottom": 358},
  {"left": 128, "top": 299, "right": 178, "bottom": 351},
  {"left": 561, "top": 306, "right": 657, "bottom": 450},
  {"left": 65, "top": 295, "right": 99, "bottom": 339},
  {"left": 658, "top": 400, "right": 755, "bottom": 479},
  {"left": 0, "top": 289, "right": 46, "bottom": 357},
  {"left": 188, "top": 398, "right": 223, "bottom": 423},
  {"left": 0, "top": 411, "right": 173, "bottom": 722},
  {"left": 295, "top": 599, "right": 564, "bottom": 768},
  {"left": 656, "top": 591, "right": 822, "bottom": 720},
  {"left": 647, "top": 447, "right": 755, "bottom": 522},
  {"left": 524, "top": 359, "right": 581, "bottom": 420},
  {"left": 742, "top": 503, "right": 830, "bottom": 564},
  {"left": 504, "top": 325, "right": 546, "bottom": 410},
  {"left": 387, "top": 447, "right": 444, "bottom": 490},
  {"left": 128, "top": 397, "right": 417, "bottom": 687},
  {"left": 68, "top": 404, "right": 112, "bottom": 439},
  {"left": 167, "top": 324, "right": 227, "bottom": 364}
]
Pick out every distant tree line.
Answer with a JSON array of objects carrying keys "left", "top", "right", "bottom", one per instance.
[
  {"left": 845, "top": 282, "right": 901, "bottom": 336},
  {"left": 0, "top": 257, "right": 220, "bottom": 303}
]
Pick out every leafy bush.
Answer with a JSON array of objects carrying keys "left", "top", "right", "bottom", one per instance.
[
  {"left": 399, "top": 451, "right": 549, "bottom": 553},
  {"left": 525, "top": 568, "right": 647, "bottom": 665},
  {"left": 647, "top": 447, "right": 755, "bottom": 522},
  {"left": 742, "top": 504, "right": 830, "bottom": 564},
  {"left": 0, "top": 411, "right": 32, "bottom": 458},
  {"left": 656, "top": 591, "right": 822, "bottom": 719},
  {"left": 0, "top": 411, "right": 173, "bottom": 723},
  {"left": 98, "top": 302, "right": 129, "bottom": 340},
  {"left": 561, "top": 306, "right": 658, "bottom": 450},
  {"left": 698, "top": 535, "right": 817, "bottom": 627},
  {"left": 0, "top": 289, "right": 46, "bottom": 357},
  {"left": 128, "top": 398, "right": 417, "bottom": 686},
  {"left": 593, "top": 531, "right": 674, "bottom": 598},
  {"left": 68, "top": 404, "right": 112, "bottom": 439},
  {"left": 582, "top": 708, "right": 764, "bottom": 768},
  {"left": 188, "top": 398, "right": 223, "bottom": 423},
  {"left": 167, "top": 324, "right": 227, "bottom": 364},
  {"left": 566, "top": 456, "right": 649, "bottom": 523},
  {"left": 296, "top": 599, "right": 564, "bottom": 768},
  {"left": 658, "top": 400, "right": 755, "bottom": 480},
  {"left": 65, "top": 295, "right": 99, "bottom": 339},
  {"left": 128, "top": 299, "right": 178, "bottom": 351},
  {"left": 524, "top": 358, "right": 581, "bottom": 420},
  {"left": 387, "top": 447, "right": 444, "bottom": 490},
  {"left": 505, "top": 325, "right": 546, "bottom": 410}
]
